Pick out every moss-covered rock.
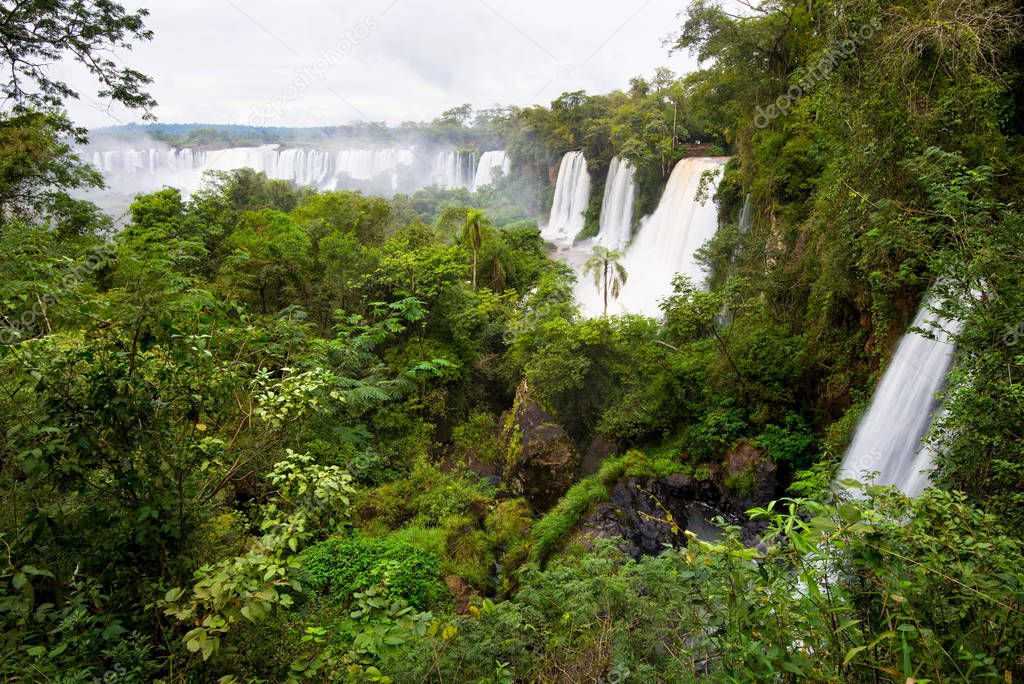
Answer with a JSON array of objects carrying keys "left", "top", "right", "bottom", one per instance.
[{"left": 500, "top": 379, "right": 579, "bottom": 512}]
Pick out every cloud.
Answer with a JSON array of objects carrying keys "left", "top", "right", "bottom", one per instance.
[{"left": 61, "top": 0, "right": 699, "bottom": 129}]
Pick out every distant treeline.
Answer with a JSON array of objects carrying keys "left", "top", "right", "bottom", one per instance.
[{"left": 92, "top": 115, "right": 509, "bottom": 151}]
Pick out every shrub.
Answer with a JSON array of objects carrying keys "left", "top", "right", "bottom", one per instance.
[
  {"left": 353, "top": 458, "right": 495, "bottom": 530},
  {"left": 411, "top": 490, "right": 1024, "bottom": 683},
  {"left": 485, "top": 499, "right": 534, "bottom": 591},
  {"left": 301, "top": 535, "right": 447, "bottom": 610},
  {"left": 380, "top": 525, "right": 447, "bottom": 557},
  {"left": 451, "top": 411, "right": 503, "bottom": 469},
  {"left": 439, "top": 514, "right": 495, "bottom": 590},
  {"left": 754, "top": 414, "right": 814, "bottom": 466},
  {"left": 620, "top": 448, "right": 689, "bottom": 479}
]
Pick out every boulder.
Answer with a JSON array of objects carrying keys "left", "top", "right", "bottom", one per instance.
[
  {"left": 574, "top": 476, "right": 729, "bottom": 559},
  {"left": 719, "top": 440, "right": 778, "bottom": 512},
  {"left": 500, "top": 380, "right": 578, "bottom": 512}
]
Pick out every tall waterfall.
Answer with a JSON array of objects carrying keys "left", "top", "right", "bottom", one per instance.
[
  {"left": 578, "top": 157, "right": 725, "bottom": 317},
  {"left": 430, "top": 150, "right": 477, "bottom": 189},
  {"left": 596, "top": 157, "right": 636, "bottom": 250},
  {"left": 838, "top": 301, "right": 960, "bottom": 496},
  {"left": 474, "top": 150, "right": 510, "bottom": 189},
  {"left": 542, "top": 151, "right": 591, "bottom": 242}
]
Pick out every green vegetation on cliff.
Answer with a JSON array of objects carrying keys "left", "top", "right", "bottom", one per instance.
[{"left": 1, "top": 0, "right": 1023, "bottom": 681}]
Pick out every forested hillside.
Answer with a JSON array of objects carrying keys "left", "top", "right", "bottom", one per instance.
[{"left": 1, "top": 0, "right": 1023, "bottom": 682}]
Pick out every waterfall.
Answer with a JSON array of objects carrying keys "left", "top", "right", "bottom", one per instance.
[
  {"left": 596, "top": 156, "right": 636, "bottom": 250},
  {"left": 473, "top": 150, "right": 510, "bottom": 189},
  {"left": 430, "top": 150, "right": 477, "bottom": 189},
  {"left": 739, "top": 193, "right": 753, "bottom": 234},
  {"left": 89, "top": 147, "right": 208, "bottom": 175},
  {"left": 87, "top": 144, "right": 517, "bottom": 197},
  {"left": 542, "top": 151, "right": 591, "bottom": 242},
  {"left": 577, "top": 157, "right": 725, "bottom": 317},
  {"left": 86, "top": 144, "right": 430, "bottom": 197},
  {"left": 838, "top": 300, "right": 960, "bottom": 496}
]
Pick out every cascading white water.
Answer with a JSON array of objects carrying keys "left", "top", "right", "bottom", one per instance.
[
  {"left": 90, "top": 147, "right": 207, "bottom": 175},
  {"left": 542, "top": 151, "right": 591, "bottom": 242},
  {"left": 739, "top": 193, "right": 753, "bottom": 234},
  {"left": 473, "top": 150, "right": 510, "bottom": 189},
  {"left": 596, "top": 157, "right": 636, "bottom": 250},
  {"left": 577, "top": 157, "right": 725, "bottom": 317},
  {"left": 87, "top": 144, "right": 428, "bottom": 196},
  {"left": 838, "top": 300, "right": 960, "bottom": 496},
  {"left": 430, "top": 150, "right": 477, "bottom": 189}
]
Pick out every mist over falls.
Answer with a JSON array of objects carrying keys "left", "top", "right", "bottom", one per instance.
[{"left": 81, "top": 141, "right": 511, "bottom": 214}]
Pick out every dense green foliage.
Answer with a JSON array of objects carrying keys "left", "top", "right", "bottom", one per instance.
[
  {"left": 301, "top": 536, "right": 446, "bottom": 610},
  {"left": 400, "top": 488, "right": 1024, "bottom": 682},
  {"left": 1, "top": 0, "right": 1023, "bottom": 681}
]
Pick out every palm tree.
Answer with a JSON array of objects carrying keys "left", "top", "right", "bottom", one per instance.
[
  {"left": 461, "top": 208, "right": 488, "bottom": 290},
  {"left": 583, "top": 246, "right": 628, "bottom": 315},
  {"left": 481, "top": 238, "right": 516, "bottom": 293}
]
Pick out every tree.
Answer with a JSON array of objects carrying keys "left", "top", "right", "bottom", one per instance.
[
  {"left": 0, "top": 111, "right": 104, "bottom": 220},
  {"left": 223, "top": 209, "right": 312, "bottom": 313},
  {"left": 0, "top": 0, "right": 155, "bottom": 220},
  {"left": 583, "top": 246, "right": 627, "bottom": 315},
  {"left": 461, "top": 208, "right": 490, "bottom": 290},
  {"left": 438, "top": 103, "right": 474, "bottom": 126},
  {"left": 0, "top": 0, "right": 156, "bottom": 122}
]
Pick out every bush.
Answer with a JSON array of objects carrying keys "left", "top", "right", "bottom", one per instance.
[
  {"left": 439, "top": 514, "right": 495, "bottom": 590},
  {"left": 450, "top": 411, "right": 503, "bottom": 469},
  {"left": 754, "top": 414, "right": 814, "bottom": 466},
  {"left": 485, "top": 499, "right": 534, "bottom": 591},
  {"left": 301, "top": 535, "right": 447, "bottom": 610},
  {"left": 353, "top": 458, "right": 495, "bottom": 530}
]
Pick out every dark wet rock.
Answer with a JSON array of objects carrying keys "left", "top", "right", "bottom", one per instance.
[
  {"left": 578, "top": 436, "right": 618, "bottom": 478},
  {"left": 500, "top": 380, "right": 578, "bottom": 512},
  {"left": 574, "top": 448, "right": 779, "bottom": 558},
  {"left": 575, "top": 476, "right": 733, "bottom": 558}
]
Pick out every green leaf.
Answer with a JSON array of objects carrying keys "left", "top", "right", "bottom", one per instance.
[{"left": 843, "top": 645, "right": 867, "bottom": 665}]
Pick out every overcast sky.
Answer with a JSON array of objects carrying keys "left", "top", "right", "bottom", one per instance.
[{"left": 57, "top": 0, "right": 702, "bottom": 129}]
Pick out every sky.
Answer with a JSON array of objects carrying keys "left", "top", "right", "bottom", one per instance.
[{"left": 57, "top": 0, "right": 702, "bottom": 129}]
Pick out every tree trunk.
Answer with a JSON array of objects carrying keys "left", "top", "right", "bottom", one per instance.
[{"left": 603, "top": 261, "right": 609, "bottom": 315}]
